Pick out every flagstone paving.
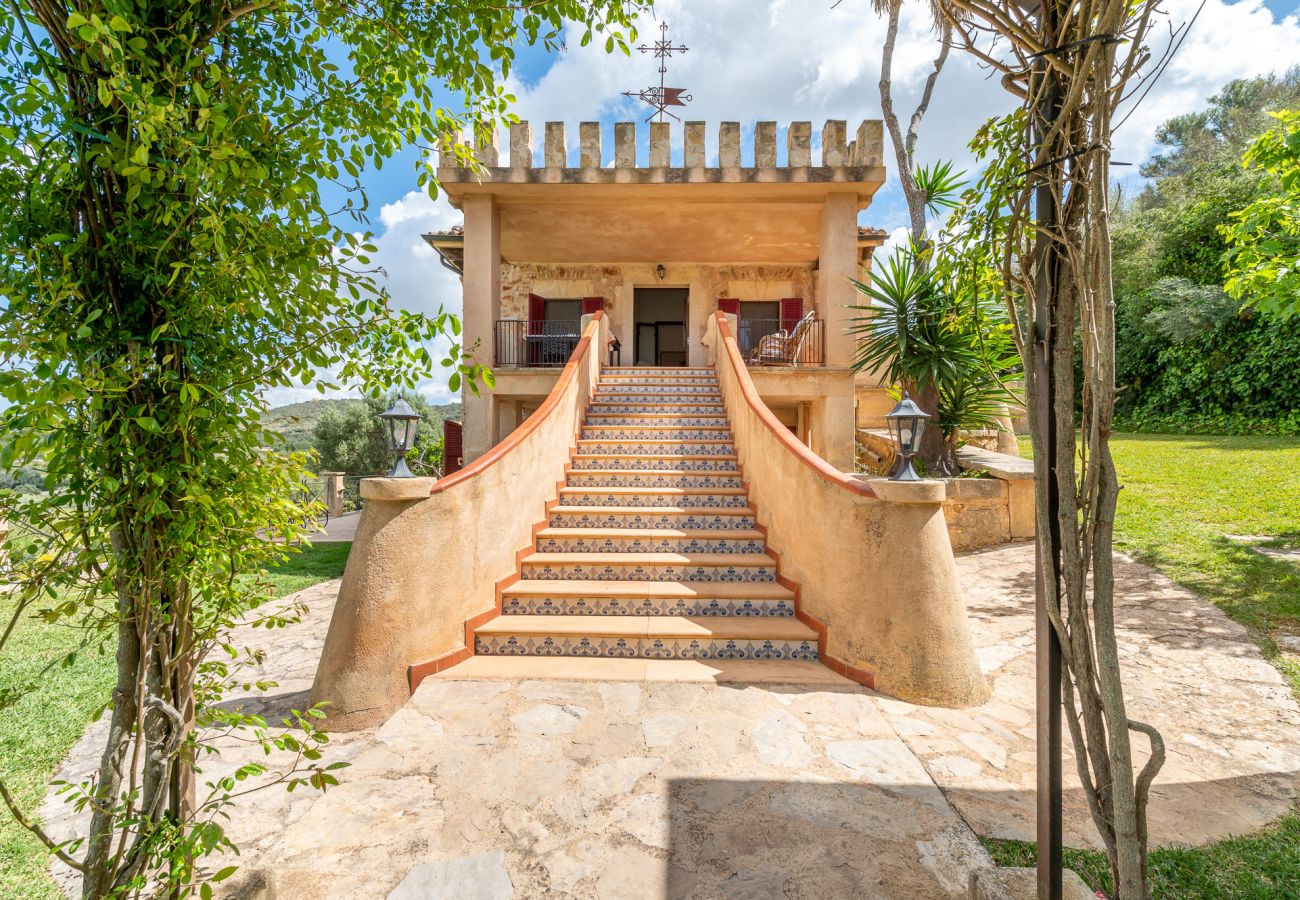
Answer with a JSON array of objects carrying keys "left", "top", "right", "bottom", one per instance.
[
  {"left": 878, "top": 542, "right": 1300, "bottom": 850},
  {"left": 39, "top": 541, "right": 1300, "bottom": 897}
]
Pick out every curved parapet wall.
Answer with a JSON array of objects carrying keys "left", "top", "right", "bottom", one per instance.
[
  {"left": 311, "top": 313, "right": 606, "bottom": 730},
  {"left": 712, "top": 312, "right": 988, "bottom": 707}
]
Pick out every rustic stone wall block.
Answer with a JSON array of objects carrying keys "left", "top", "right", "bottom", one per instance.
[
  {"left": 754, "top": 121, "right": 777, "bottom": 167},
  {"left": 579, "top": 122, "right": 601, "bottom": 168},
  {"left": 544, "top": 122, "right": 566, "bottom": 168},
  {"left": 474, "top": 127, "right": 499, "bottom": 167},
  {"left": 649, "top": 121, "right": 670, "bottom": 167},
  {"left": 614, "top": 122, "right": 636, "bottom": 168},
  {"left": 684, "top": 122, "right": 706, "bottom": 167},
  {"left": 856, "top": 120, "right": 884, "bottom": 166},
  {"left": 509, "top": 122, "right": 532, "bottom": 169},
  {"left": 821, "top": 120, "right": 846, "bottom": 167},
  {"left": 787, "top": 122, "right": 811, "bottom": 167},
  {"left": 719, "top": 122, "right": 741, "bottom": 168}
]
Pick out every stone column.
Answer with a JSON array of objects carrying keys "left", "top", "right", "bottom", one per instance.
[
  {"left": 817, "top": 192, "right": 861, "bottom": 367},
  {"left": 320, "top": 472, "right": 346, "bottom": 519},
  {"left": 461, "top": 194, "right": 500, "bottom": 463}
]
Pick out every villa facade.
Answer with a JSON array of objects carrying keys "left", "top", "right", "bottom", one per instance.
[
  {"left": 424, "top": 119, "right": 894, "bottom": 470},
  {"left": 309, "top": 119, "right": 989, "bottom": 730}
]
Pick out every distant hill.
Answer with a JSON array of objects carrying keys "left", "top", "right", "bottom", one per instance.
[
  {"left": 263, "top": 398, "right": 462, "bottom": 452},
  {"left": 264, "top": 399, "right": 364, "bottom": 451}
]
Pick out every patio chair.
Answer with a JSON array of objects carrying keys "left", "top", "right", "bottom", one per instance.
[{"left": 746, "top": 310, "right": 817, "bottom": 367}]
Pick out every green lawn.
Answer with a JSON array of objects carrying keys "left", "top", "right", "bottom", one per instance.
[
  {"left": 1022, "top": 433, "right": 1300, "bottom": 692},
  {"left": 1010, "top": 433, "right": 1300, "bottom": 897},
  {"left": 0, "top": 542, "right": 351, "bottom": 900},
  {"left": 983, "top": 815, "right": 1300, "bottom": 899}
]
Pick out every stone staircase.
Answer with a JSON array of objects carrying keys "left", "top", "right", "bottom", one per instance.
[{"left": 472, "top": 367, "right": 823, "bottom": 665}]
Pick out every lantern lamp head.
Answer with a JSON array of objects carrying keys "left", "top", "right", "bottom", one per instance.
[
  {"left": 884, "top": 391, "right": 930, "bottom": 481},
  {"left": 378, "top": 398, "right": 422, "bottom": 478},
  {"left": 655, "top": 264, "right": 667, "bottom": 281}
]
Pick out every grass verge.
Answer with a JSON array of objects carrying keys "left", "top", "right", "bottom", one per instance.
[
  {"left": 0, "top": 542, "right": 351, "bottom": 900},
  {"left": 982, "top": 813, "right": 1300, "bottom": 898}
]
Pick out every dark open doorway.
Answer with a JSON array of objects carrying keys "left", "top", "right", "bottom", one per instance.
[{"left": 633, "top": 288, "right": 689, "bottom": 367}]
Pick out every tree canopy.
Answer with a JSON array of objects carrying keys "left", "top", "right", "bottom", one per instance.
[
  {"left": 0, "top": 1, "right": 640, "bottom": 895},
  {"left": 313, "top": 391, "right": 449, "bottom": 477},
  {"left": 1111, "top": 71, "right": 1300, "bottom": 434}
]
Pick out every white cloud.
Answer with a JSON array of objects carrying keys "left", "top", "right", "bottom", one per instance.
[
  {"left": 272, "top": 0, "right": 1300, "bottom": 410},
  {"left": 502, "top": 0, "right": 1298, "bottom": 188}
]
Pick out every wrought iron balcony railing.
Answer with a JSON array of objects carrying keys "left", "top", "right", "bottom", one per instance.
[
  {"left": 738, "top": 316, "right": 825, "bottom": 367},
  {"left": 494, "top": 319, "right": 583, "bottom": 367}
]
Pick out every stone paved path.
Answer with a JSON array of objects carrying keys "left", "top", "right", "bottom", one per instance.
[
  {"left": 41, "top": 582, "right": 991, "bottom": 899},
  {"left": 39, "top": 542, "right": 1300, "bottom": 896},
  {"left": 876, "top": 543, "right": 1300, "bottom": 850}
]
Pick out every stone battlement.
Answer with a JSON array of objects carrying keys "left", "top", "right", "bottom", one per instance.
[{"left": 437, "top": 119, "right": 885, "bottom": 184}]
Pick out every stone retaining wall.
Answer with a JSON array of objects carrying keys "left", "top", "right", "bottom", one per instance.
[{"left": 856, "top": 431, "right": 1035, "bottom": 551}]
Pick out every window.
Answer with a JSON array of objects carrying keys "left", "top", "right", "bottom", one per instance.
[
  {"left": 737, "top": 300, "right": 780, "bottom": 357},
  {"left": 543, "top": 298, "right": 581, "bottom": 324}
]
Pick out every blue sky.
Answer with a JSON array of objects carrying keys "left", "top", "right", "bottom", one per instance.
[{"left": 284, "top": 0, "right": 1300, "bottom": 406}]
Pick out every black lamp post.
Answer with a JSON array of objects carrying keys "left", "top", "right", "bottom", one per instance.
[
  {"left": 884, "top": 392, "right": 929, "bottom": 481},
  {"left": 379, "top": 399, "right": 421, "bottom": 478}
]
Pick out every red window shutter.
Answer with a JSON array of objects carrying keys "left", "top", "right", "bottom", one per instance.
[
  {"left": 527, "top": 293, "right": 545, "bottom": 331},
  {"left": 780, "top": 297, "right": 804, "bottom": 332},
  {"left": 442, "top": 420, "right": 463, "bottom": 475},
  {"left": 526, "top": 293, "right": 545, "bottom": 365},
  {"left": 581, "top": 296, "right": 605, "bottom": 314},
  {"left": 718, "top": 298, "right": 740, "bottom": 315}
]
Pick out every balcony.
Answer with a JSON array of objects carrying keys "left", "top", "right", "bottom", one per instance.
[
  {"left": 737, "top": 316, "right": 825, "bottom": 367},
  {"left": 494, "top": 319, "right": 583, "bottom": 367}
]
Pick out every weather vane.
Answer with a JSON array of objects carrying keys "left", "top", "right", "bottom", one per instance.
[{"left": 621, "top": 22, "right": 692, "bottom": 122}]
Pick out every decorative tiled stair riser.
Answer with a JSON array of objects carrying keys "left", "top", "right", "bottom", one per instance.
[
  {"left": 472, "top": 367, "right": 821, "bottom": 663},
  {"left": 581, "top": 428, "right": 731, "bottom": 440},
  {"left": 576, "top": 441, "right": 736, "bottom": 455},
  {"left": 601, "top": 367, "right": 715, "bottom": 376},
  {"left": 547, "top": 510, "right": 757, "bottom": 529},
  {"left": 583, "top": 415, "right": 728, "bottom": 427},
  {"left": 565, "top": 472, "right": 744, "bottom": 488},
  {"left": 476, "top": 634, "right": 817, "bottom": 660},
  {"left": 520, "top": 560, "right": 778, "bottom": 582},
  {"left": 535, "top": 534, "right": 766, "bottom": 554},
  {"left": 556, "top": 489, "right": 751, "bottom": 508},
  {"left": 500, "top": 595, "right": 794, "bottom": 617},
  {"left": 570, "top": 456, "right": 739, "bottom": 471}
]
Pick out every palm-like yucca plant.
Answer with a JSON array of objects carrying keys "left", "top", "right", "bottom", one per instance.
[{"left": 850, "top": 244, "right": 1021, "bottom": 474}]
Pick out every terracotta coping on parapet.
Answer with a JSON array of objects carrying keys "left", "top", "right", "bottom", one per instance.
[
  {"left": 714, "top": 312, "right": 876, "bottom": 500},
  {"left": 430, "top": 311, "right": 603, "bottom": 497}
]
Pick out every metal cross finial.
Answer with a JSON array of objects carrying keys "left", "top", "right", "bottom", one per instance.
[{"left": 622, "top": 21, "right": 692, "bottom": 122}]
